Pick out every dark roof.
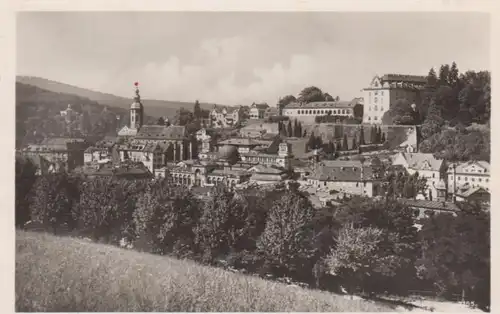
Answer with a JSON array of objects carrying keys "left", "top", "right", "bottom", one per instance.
[
  {"left": 75, "top": 161, "right": 152, "bottom": 177},
  {"left": 380, "top": 74, "right": 427, "bottom": 84},
  {"left": 309, "top": 165, "right": 375, "bottom": 182},
  {"left": 135, "top": 125, "right": 186, "bottom": 140},
  {"left": 251, "top": 103, "right": 270, "bottom": 110},
  {"left": 250, "top": 164, "right": 286, "bottom": 174},
  {"left": 217, "top": 138, "right": 260, "bottom": 146},
  {"left": 456, "top": 186, "right": 490, "bottom": 198},
  {"left": 400, "top": 199, "right": 460, "bottom": 212}
]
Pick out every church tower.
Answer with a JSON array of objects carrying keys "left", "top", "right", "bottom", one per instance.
[{"left": 130, "top": 82, "right": 144, "bottom": 130}]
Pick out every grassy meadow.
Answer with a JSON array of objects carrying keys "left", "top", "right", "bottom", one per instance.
[{"left": 16, "top": 230, "right": 396, "bottom": 312}]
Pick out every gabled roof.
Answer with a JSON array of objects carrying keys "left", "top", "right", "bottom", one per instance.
[
  {"left": 397, "top": 152, "right": 443, "bottom": 172},
  {"left": 380, "top": 74, "right": 427, "bottom": 84},
  {"left": 400, "top": 199, "right": 460, "bottom": 212},
  {"left": 448, "top": 160, "right": 490, "bottom": 174},
  {"left": 248, "top": 164, "right": 286, "bottom": 174},
  {"left": 251, "top": 103, "right": 270, "bottom": 110},
  {"left": 456, "top": 185, "right": 490, "bottom": 198},
  {"left": 309, "top": 164, "right": 375, "bottom": 182}
]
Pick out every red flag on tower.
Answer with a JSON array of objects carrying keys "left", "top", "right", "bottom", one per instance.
[{"left": 134, "top": 82, "right": 139, "bottom": 87}]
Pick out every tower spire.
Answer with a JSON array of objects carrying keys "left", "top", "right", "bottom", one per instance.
[{"left": 134, "top": 82, "right": 141, "bottom": 101}]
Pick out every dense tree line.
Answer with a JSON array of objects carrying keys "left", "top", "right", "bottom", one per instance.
[
  {"left": 379, "top": 63, "right": 490, "bottom": 162},
  {"left": 16, "top": 159, "right": 490, "bottom": 310},
  {"left": 278, "top": 119, "right": 304, "bottom": 138}
]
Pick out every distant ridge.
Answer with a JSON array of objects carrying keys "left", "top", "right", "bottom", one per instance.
[{"left": 16, "top": 76, "right": 234, "bottom": 118}]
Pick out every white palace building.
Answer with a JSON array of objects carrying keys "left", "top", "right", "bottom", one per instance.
[
  {"left": 362, "top": 74, "right": 427, "bottom": 124},
  {"left": 281, "top": 98, "right": 362, "bottom": 123}
]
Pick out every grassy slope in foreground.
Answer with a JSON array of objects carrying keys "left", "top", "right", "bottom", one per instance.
[{"left": 16, "top": 231, "right": 394, "bottom": 312}]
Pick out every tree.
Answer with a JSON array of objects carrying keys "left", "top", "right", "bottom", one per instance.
[
  {"left": 416, "top": 207, "right": 490, "bottom": 310},
  {"left": 30, "top": 173, "right": 77, "bottom": 234},
  {"left": 257, "top": 191, "right": 318, "bottom": 279},
  {"left": 359, "top": 126, "right": 366, "bottom": 146},
  {"left": 298, "top": 86, "right": 326, "bottom": 103},
  {"left": 15, "top": 157, "right": 37, "bottom": 227},
  {"left": 375, "top": 127, "right": 382, "bottom": 144},
  {"left": 334, "top": 197, "right": 420, "bottom": 295},
  {"left": 157, "top": 116, "right": 165, "bottom": 126},
  {"left": 279, "top": 122, "right": 287, "bottom": 137},
  {"left": 81, "top": 110, "right": 92, "bottom": 134},
  {"left": 381, "top": 99, "right": 419, "bottom": 125},
  {"left": 336, "top": 141, "right": 342, "bottom": 152},
  {"left": 351, "top": 137, "right": 357, "bottom": 150},
  {"left": 307, "top": 132, "right": 316, "bottom": 150},
  {"left": 73, "top": 177, "right": 133, "bottom": 243},
  {"left": 381, "top": 132, "right": 386, "bottom": 143},
  {"left": 324, "top": 93, "right": 334, "bottom": 101},
  {"left": 421, "top": 100, "right": 445, "bottom": 140},
  {"left": 324, "top": 226, "right": 384, "bottom": 294},
  {"left": 370, "top": 126, "right": 376, "bottom": 144},
  {"left": 342, "top": 134, "right": 349, "bottom": 151},
  {"left": 383, "top": 169, "right": 427, "bottom": 199},
  {"left": 448, "top": 62, "right": 460, "bottom": 87},
  {"left": 194, "top": 100, "right": 202, "bottom": 120},
  {"left": 296, "top": 121, "right": 303, "bottom": 138},
  {"left": 426, "top": 68, "right": 438, "bottom": 90},
  {"left": 438, "top": 64, "right": 451, "bottom": 86},
  {"left": 134, "top": 182, "right": 200, "bottom": 256},
  {"left": 278, "top": 95, "right": 297, "bottom": 112},
  {"left": 195, "top": 187, "right": 242, "bottom": 263},
  {"left": 419, "top": 128, "right": 490, "bottom": 162},
  {"left": 174, "top": 108, "right": 195, "bottom": 126},
  {"left": 353, "top": 103, "right": 364, "bottom": 118},
  {"left": 287, "top": 121, "right": 293, "bottom": 137}
]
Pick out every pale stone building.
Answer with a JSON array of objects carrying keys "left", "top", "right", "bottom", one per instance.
[
  {"left": 392, "top": 152, "right": 446, "bottom": 201},
  {"left": 447, "top": 160, "right": 490, "bottom": 194},
  {"left": 362, "top": 74, "right": 426, "bottom": 124},
  {"left": 249, "top": 103, "right": 270, "bottom": 120},
  {"left": 306, "top": 160, "right": 380, "bottom": 197},
  {"left": 281, "top": 99, "right": 362, "bottom": 124},
  {"left": 209, "top": 105, "right": 242, "bottom": 128}
]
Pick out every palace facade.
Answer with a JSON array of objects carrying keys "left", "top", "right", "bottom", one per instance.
[{"left": 362, "top": 74, "right": 426, "bottom": 124}]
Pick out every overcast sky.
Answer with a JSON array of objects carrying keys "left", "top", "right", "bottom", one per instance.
[{"left": 17, "top": 12, "right": 490, "bottom": 106}]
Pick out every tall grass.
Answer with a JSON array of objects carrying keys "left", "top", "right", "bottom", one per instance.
[{"left": 16, "top": 231, "right": 395, "bottom": 312}]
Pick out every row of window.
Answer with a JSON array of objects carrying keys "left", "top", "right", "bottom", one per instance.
[
  {"left": 285, "top": 109, "right": 350, "bottom": 115},
  {"left": 450, "top": 176, "right": 489, "bottom": 183},
  {"left": 365, "top": 116, "right": 379, "bottom": 121},
  {"left": 368, "top": 106, "right": 384, "bottom": 111}
]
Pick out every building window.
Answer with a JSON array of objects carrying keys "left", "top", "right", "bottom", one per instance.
[
  {"left": 381, "top": 91, "right": 384, "bottom": 96},
  {"left": 368, "top": 117, "right": 371, "bottom": 121},
  {"left": 465, "top": 177, "right": 468, "bottom": 181},
  {"left": 375, "top": 91, "right": 378, "bottom": 96},
  {"left": 478, "top": 178, "right": 482, "bottom": 182},
  {"left": 458, "top": 176, "right": 461, "bottom": 180},
  {"left": 374, "top": 97, "right": 378, "bottom": 103},
  {"left": 486, "top": 178, "right": 489, "bottom": 182},
  {"left": 432, "top": 173, "right": 435, "bottom": 178},
  {"left": 471, "top": 177, "right": 475, "bottom": 182},
  {"left": 374, "top": 116, "right": 378, "bottom": 120},
  {"left": 368, "top": 106, "right": 371, "bottom": 111},
  {"left": 374, "top": 105, "right": 378, "bottom": 111}
]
